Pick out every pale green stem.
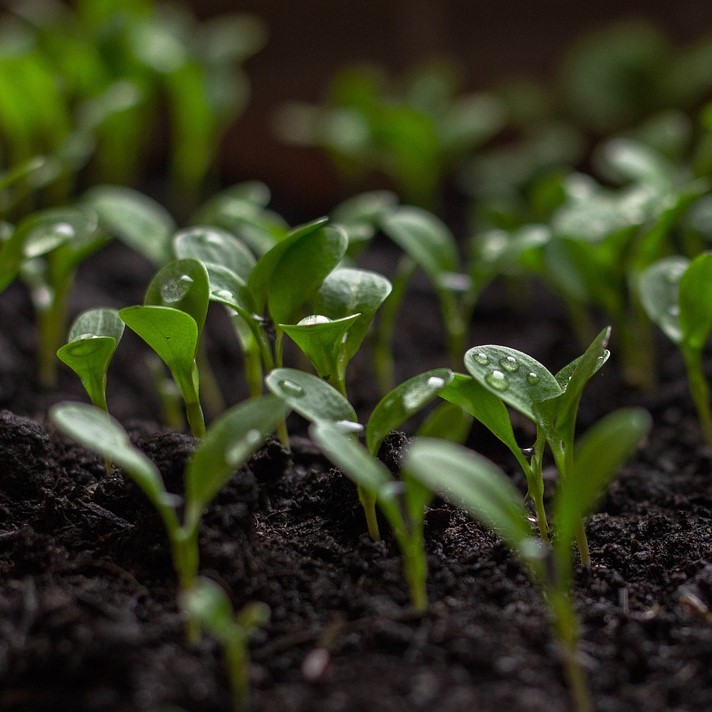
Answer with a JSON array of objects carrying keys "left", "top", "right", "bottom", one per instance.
[
  {"left": 683, "top": 345, "right": 712, "bottom": 446},
  {"left": 358, "top": 486, "right": 381, "bottom": 541},
  {"left": 197, "top": 341, "right": 225, "bottom": 418},
  {"left": 401, "top": 528, "right": 428, "bottom": 612}
]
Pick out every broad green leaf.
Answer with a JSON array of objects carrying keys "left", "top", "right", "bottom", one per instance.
[
  {"left": 84, "top": 185, "right": 175, "bottom": 266},
  {"left": 314, "top": 267, "right": 392, "bottom": 365},
  {"left": 415, "top": 401, "right": 473, "bottom": 444},
  {"left": 464, "top": 346, "right": 561, "bottom": 422},
  {"left": 679, "top": 253, "right": 712, "bottom": 350},
  {"left": 366, "top": 368, "right": 453, "bottom": 455},
  {"left": 553, "top": 408, "right": 651, "bottom": 566},
  {"left": 597, "top": 138, "right": 671, "bottom": 189},
  {"left": 173, "top": 225, "right": 256, "bottom": 281},
  {"left": 247, "top": 218, "right": 329, "bottom": 314},
  {"left": 381, "top": 206, "right": 459, "bottom": 285},
  {"left": 637, "top": 256, "right": 688, "bottom": 344},
  {"left": 439, "top": 373, "right": 529, "bottom": 471},
  {"left": 49, "top": 402, "right": 175, "bottom": 523},
  {"left": 19, "top": 207, "right": 99, "bottom": 260},
  {"left": 181, "top": 577, "right": 234, "bottom": 636},
  {"left": 204, "top": 263, "right": 258, "bottom": 318},
  {"left": 144, "top": 258, "right": 210, "bottom": 337},
  {"left": 265, "top": 367, "right": 357, "bottom": 426},
  {"left": 280, "top": 314, "right": 360, "bottom": 382},
  {"left": 330, "top": 190, "right": 398, "bottom": 248},
  {"left": 404, "top": 438, "right": 536, "bottom": 559},
  {"left": 120, "top": 305, "right": 199, "bottom": 386},
  {"left": 266, "top": 224, "right": 348, "bottom": 325},
  {"left": 185, "top": 396, "right": 288, "bottom": 514},
  {"left": 57, "top": 308, "right": 124, "bottom": 409}
]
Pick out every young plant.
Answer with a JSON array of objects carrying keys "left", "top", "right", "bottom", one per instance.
[
  {"left": 404, "top": 407, "right": 651, "bottom": 712},
  {"left": 440, "top": 327, "right": 610, "bottom": 559},
  {"left": 638, "top": 253, "right": 712, "bottom": 444},
  {"left": 181, "top": 577, "right": 269, "bottom": 710},
  {"left": 310, "top": 420, "right": 432, "bottom": 612},
  {"left": 57, "top": 307, "right": 124, "bottom": 412},
  {"left": 50, "top": 396, "right": 288, "bottom": 629},
  {"left": 119, "top": 258, "right": 210, "bottom": 437},
  {"left": 266, "top": 366, "right": 453, "bottom": 540}
]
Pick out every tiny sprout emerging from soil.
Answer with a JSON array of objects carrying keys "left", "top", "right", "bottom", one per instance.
[
  {"left": 50, "top": 396, "right": 287, "bottom": 636},
  {"left": 638, "top": 253, "right": 712, "bottom": 444},
  {"left": 311, "top": 420, "right": 432, "bottom": 612},
  {"left": 267, "top": 366, "right": 452, "bottom": 540},
  {"left": 443, "top": 327, "right": 610, "bottom": 561},
  {"left": 404, "top": 407, "right": 651, "bottom": 712},
  {"left": 181, "top": 577, "right": 269, "bottom": 710},
  {"left": 120, "top": 258, "right": 210, "bottom": 438},
  {"left": 57, "top": 307, "right": 124, "bottom": 413}
]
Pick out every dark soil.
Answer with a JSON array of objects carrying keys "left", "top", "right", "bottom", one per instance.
[{"left": 2, "top": 239, "right": 712, "bottom": 711}]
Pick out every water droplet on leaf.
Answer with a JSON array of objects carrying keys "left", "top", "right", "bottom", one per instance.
[
  {"left": 213, "top": 289, "right": 233, "bottom": 301},
  {"left": 279, "top": 379, "right": 305, "bottom": 397},
  {"left": 334, "top": 420, "right": 364, "bottom": 434},
  {"left": 526, "top": 372, "right": 540, "bottom": 385},
  {"left": 485, "top": 370, "right": 509, "bottom": 391},
  {"left": 499, "top": 356, "right": 519, "bottom": 372},
  {"left": 472, "top": 351, "right": 490, "bottom": 366},
  {"left": 427, "top": 376, "right": 445, "bottom": 389}
]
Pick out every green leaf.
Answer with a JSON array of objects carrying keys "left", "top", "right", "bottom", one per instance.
[
  {"left": 679, "top": 253, "right": 712, "bottom": 351},
  {"left": 265, "top": 367, "right": 357, "bottom": 425},
  {"left": 181, "top": 577, "right": 234, "bottom": 637},
  {"left": 144, "top": 258, "right": 210, "bottom": 337},
  {"left": 173, "top": 225, "right": 256, "bottom": 281},
  {"left": 18, "top": 207, "right": 98, "bottom": 260},
  {"left": 204, "top": 263, "right": 259, "bottom": 319},
  {"left": 464, "top": 346, "right": 561, "bottom": 422},
  {"left": 57, "top": 308, "right": 124, "bottom": 409},
  {"left": 366, "top": 368, "right": 453, "bottom": 455},
  {"left": 415, "top": 401, "right": 472, "bottom": 444},
  {"left": 49, "top": 402, "right": 175, "bottom": 523},
  {"left": 119, "top": 305, "right": 199, "bottom": 392},
  {"left": 381, "top": 206, "right": 459, "bottom": 285},
  {"left": 185, "top": 396, "right": 288, "bottom": 514},
  {"left": 280, "top": 314, "right": 360, "bottom": 382},
  {"left": 330, "top": 190, "right": 398, "bottom": 249},
  {"left": 637, "top": 255, "right": 688, "bottom": 344},
  {"left": 553, "top": 408, "right": 651, "bottom": 564},
  {"left": 403, "top": 438, "right": 536, "bottom": 560},
  {"left": 314, "top": 267, "right": 392, "bottom": 365},
  {"left": 439, "top": 373, "right": 529, "bottom": 471},
  {"left": 84, "top": 185, "right": 175, "bottom": 266}
]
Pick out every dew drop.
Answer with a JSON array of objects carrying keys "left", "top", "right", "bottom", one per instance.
[
  {"left": 526, "top": 372, "right": 540, "bottom": 385},
  {"left": 521, "top": 447, "right": 534, "bottom": 458},
  {"left": 179, "top": 275, "right": 194, "bottom": 284},
  {"left": 668, "top": 305, "right": 680, "bottom": 317},
  {"left": 205, "top": 234, "right": 224, "bottom": 245},
  {"left": 245, "top": 428, "right": 262, "bottom": 445},
  {"left": 427, "top": 376, "right": 446, "bottom": 389},
  {"left": 334, "top": 420, "right": 364, "bottom": 434},
  {"left": 213, "top": 289, "right": 233, "bottom": 301},
  {"left": 279, "top": 379, "right": 305, "bottom": 397},
  {"left": 499, "top": 356, "right": 519, "bottom": 372},
  {"left": 472, "top": 351, "right": 490, "bottom": 366},
  {"left": 485, "top": 370, "right": 509, "bottom": 391}
]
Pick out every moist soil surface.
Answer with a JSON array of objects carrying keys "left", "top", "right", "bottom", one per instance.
[{"left": 2, "top": 239, "right": 712, "bottom": 711}]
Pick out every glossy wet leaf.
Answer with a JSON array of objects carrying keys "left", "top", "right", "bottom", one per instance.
[
  {"left": 679, "top": 253, "right": 712, "bottom": 350},
  {"left": 381, "top": 206, "right": 459, "bottom": 285},
  {"left": 314, "top": 267, "right": 392, "bottom": 364},
  {"left": 57, "top": 308, "right": 124, "bottom": 409},
  {"left": 265, "top": 367, "right": 357, "bottom": 425},
  {"left": 637, "top": 256, "right": 688, "bottom": 344},
  {"left": 185, "top": 396, "right": 288, "bottom": 515},
  {"left": 204, "top": 263, "right": 258, "bottom": 318},
  {"left": 280, "top": 314, "right": 360, "bottom": 382},
  {"left": 553, "top": 408, "right": 651, "bottom": 568},
  {"left": 404, "top": 438, "right": 536, "bottom": 559},
  {"left": 330, "top": 190, "right": 398, "bottom": 248},
  {"left": 366, "top": 368, "right": 453, "bottom": 455},
  {"left": 464, "top": 345, "right": 561, "bottom": 422},
  {"left": 19, "top": 207, "right": 98, "bottom": 260},
  {"left": 173, "top": 225, "right": 256, "bottom": 281},
  {"left": 85, "top": 185, "right": 175, "bottom": 266},
  {"left": 144, "top": 258, "right": 210, "bottom": 337},
  {"left": 415, "top": 401, "right": 472, "bottom": 445}
]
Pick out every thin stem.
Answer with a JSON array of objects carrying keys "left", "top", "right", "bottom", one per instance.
[
  {"left": 683, "top": 345, "right": 712, "bottom": 446},
  {"left": 358, "top": 486, "right": 381, "bottom": 541},
  {"left": 196, "top": 341, "right": 225, "bottom": 418}
]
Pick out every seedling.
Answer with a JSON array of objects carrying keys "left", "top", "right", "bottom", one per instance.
[
  {"left": 267, "top": 367, "right": 453, "bottom": 540},
  {"left": 311, "top": 420, "right": 432, "bottom": 611},
  {"left": 442, "top": 327, "right": 611, "bottom": 558},
  {"left": 50, "top": 396, "right": 288, "bottom": 634},
  {"left": 181, "top": 577, "right": 269, "bottom": 710},
  {"left": 120, "top": 258, "right": 210, "bottom": 437},
  {"left": 404, "top": 407, "right": 651, "bottom": 712},
  {"left": 57, "top": 307, "right": 124, "bottom": 412},
  {"left": 638, "top": 253, "right": 712, "bottom": 444}
]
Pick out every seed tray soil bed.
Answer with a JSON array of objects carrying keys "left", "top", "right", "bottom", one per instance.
[{"left": 2, "top": 242, "right": 712, "bottom": 711}]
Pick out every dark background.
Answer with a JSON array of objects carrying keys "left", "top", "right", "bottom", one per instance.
[{"left": 190, "top": 0, "right": 712, "bottom": 212}]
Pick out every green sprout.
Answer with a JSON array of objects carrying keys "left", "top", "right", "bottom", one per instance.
[
  {"left": 57, "top": 307, "right": 125, "bottom": 412},
  {"left": 404, "top": 407, "right": 651, "bottom": 712},
  {"left": 311, "top": 420, "right": 432, "bottom": 612},
  {"left": 441, "top": 327, "right": 610, "bottom": 559},
  {"left": 120, "top": 258, "right": 210, "bottom": 437},
  {"left": 50, "top": 396, "right": 287, "bottom": 634},
  {"left": 181, "top": 577, "right": 269, "bottom": 710},
  {"left": 638, "top": 252, "right": 712, "bottom": 444},
  {"left": 267, "top": 366, "right": 453, "bottom": 540}
]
